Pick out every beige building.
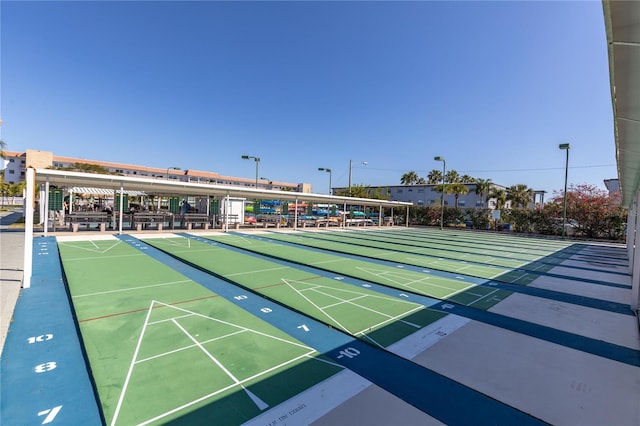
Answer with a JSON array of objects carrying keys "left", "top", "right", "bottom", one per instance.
[{"left": 1, "top": 149, "right": 311, "bottom": 192}]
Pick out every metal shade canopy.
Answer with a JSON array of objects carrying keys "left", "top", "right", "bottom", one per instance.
[
  {"left": 34, "top": 168, "right": 411, "bottom": 209},
  {"left": 603, "top": 0, "right": 640, "bottom": 208}
]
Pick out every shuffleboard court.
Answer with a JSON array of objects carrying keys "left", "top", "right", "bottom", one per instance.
[
  {"left": 257, "top": 230, "right": 612, "bottom": 286},
  {"left": 253, "top": 230, "right": 514, "bottom": 280},
  {"left": 56, "top": 236, "right": 344, "bottom": 425},
  {"left": 191, "top": 232, "right": 512, "bottom": 311},
  {"left": 282, "top": 229, "right": 559, "bottom": 275},
  {"left": 382, "top": 229, "right": 626, "bottom": 270},
  {"left": 329, "top": 228, "right": 579, "bottom": 265},
  {"left": 141, "top": 235, "right": 447, "bottom": 348},
  {"left": 374, "top": 227, "right": 576, "bottom": 254},
  {"left": 324, "top": 228, "right": 632, "bottom": 281},
  {"left": 356, "top": 228, "right": 629, "bottom": 275},
  {"left": 318, "top": 229, "right": 554, "bottom": 268}
]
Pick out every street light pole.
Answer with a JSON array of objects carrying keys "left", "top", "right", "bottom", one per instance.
[
  {"left": 318, "top": 167, "right": 332, "bottom": 195},
  {"left": 559, "top": 143, "right": 570, "bottom": 239},
  {"left": 348, "top": 160, "right": 367, "bottom": 194},
  {"left": 241, "top": 155, "right": 260, "bottom": 188},
  {"left": 434, "top": 156, "right": 446, "bottom": 230},
  {"left": 166, "top": 166, "right": 181, "bottom": 180}
]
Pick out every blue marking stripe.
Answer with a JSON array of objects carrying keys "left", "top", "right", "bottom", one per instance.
[
  {"left": 0, "top": 237, "right": 103, "bottom": 426},
  {"left": 430, "top": 301, "right": 640, "bottom": 367}
]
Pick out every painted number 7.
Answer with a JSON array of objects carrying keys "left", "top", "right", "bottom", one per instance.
[{"left": 38, "top": 405, "right": 62, "bottom": 424}]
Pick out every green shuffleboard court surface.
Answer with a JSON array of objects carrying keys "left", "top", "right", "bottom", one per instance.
[
  {"left": 255, "top": 229, "right": 574, "bottom": 285},
  {"left": 142, "top": 235, "right": 447, "bottom": 348},
  {"left": 57, "top": 237, "right": 343, "bottom": 426},
  {"left": 183, "top": 233, "right": 512, "bottom": 310},
  {"left": 327, "top": 227, "right": 579, "bottom": 264}
]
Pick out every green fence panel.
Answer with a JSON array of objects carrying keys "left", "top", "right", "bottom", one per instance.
[
  {"left": 115, "top": 194, "right": 129, "bottom": 212},
  {"left": 48, "top": 189, "right": 63, "bottom": 211}
]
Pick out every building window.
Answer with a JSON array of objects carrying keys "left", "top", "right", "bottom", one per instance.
[
  {"left": 397, "top": 189, "right": 403, "bottom": 193},
  {"left": 9, "top": 158, "right": 14, "bottom": 162},
  {"left": 418, "top": 189, "right": 424, "bottom": 193},
  {"left": 459, "top": 200, "right": 466, "bottom": 207}
]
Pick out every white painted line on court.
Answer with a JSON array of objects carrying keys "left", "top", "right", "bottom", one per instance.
[
  {"left": 224, "top": 266, "right": 289, "bottom": 277},
  {"left": 73, "top": 279, "right": 192, "bottom": 298}
]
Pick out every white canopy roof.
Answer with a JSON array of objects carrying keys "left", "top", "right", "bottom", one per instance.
[
  {"left": 603, "top": 1, "right": 640, "bottom": 208},
  {"left": 36, "top": 169, "right": 411, "bottom": 209}
]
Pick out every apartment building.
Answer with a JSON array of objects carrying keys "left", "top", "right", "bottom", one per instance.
[
  {"left": 1, "top": 149, "right": 311, "bottom": 192},
  {"left": 333, "top": 183, "right": 514, "bottom": 209}
]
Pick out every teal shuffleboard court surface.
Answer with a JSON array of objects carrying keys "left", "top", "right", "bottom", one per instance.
[{"left": 55, "top": 236, "right": 344, "bottom": 426}]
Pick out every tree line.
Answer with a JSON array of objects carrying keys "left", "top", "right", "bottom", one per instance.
[
  {"left": 338, "top": 169, "right": 626, "bottom": 240},
  {"left": 400, "top": 169, "right": 535, "bottom": 209},
  {"left": 404, "top": 181, "right": 626, "bottom": 241}
]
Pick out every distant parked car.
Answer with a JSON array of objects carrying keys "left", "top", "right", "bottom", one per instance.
[{"left": 552, "top": 218, "right": 577, "bottom": 236}]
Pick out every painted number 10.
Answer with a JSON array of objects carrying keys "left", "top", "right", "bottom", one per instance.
[
  {"left": 336, "top": 347, "right": 360, "bottom": 359},
  {"left": 28, "top": 334, "right": 53, "bottom": 344}
]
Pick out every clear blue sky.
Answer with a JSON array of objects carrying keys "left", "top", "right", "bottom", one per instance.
[{"left": 1, "top": 0, "right": 616, "bottom": 198}]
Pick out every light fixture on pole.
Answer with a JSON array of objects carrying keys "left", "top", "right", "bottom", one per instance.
[
  {"left": 559, "top": 143, "right": 570, "bottom": 239},
  {"left": 260, "top": 177, "right": 273, "bottom": 190},
  {"left": 318, "top": 167, "right": 332, "bottom": 195},
  {"left": 434, "top": 156, "right": 446, "bottom": 230},
  {"left": 241, "top": 155, "right": 260, "bottom": 188},
  {"left": 348, "top": 160, "right": 367, "bottom": 193},
  {"left": 166, "top": 166, "right": 181, "bottom": 180}
]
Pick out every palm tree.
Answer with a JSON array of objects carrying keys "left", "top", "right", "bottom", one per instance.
[
  {"left": 448, "top": 182, "right": 469, "bottom": 208},
  {"left": 427, "top": 169, "right": 443, "bottom": 184},
  {"left": 400, "top": 171, "right": 420, "bottom": 185},
  {"left": 488, "top": 187, "right": 507, "bottom": 209},
  {"left": 460, "top": 175, "right": 475, "bottom": 184},
  {"left": 445, "top": 170, "right": 460, "bottom": 185},
  {"left": 475, "top": 178, "right": 493, "bottom": 208},
  {"left": 506, "top": 184, "right": 533, "bottom": 208},
  {"left": 0, "top": 139, "right": 6, "bottom": 159}
]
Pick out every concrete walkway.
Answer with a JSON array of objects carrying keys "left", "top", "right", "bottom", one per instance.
[{"left": 0, "top": 210, "right": 24, "bottom": 356}]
